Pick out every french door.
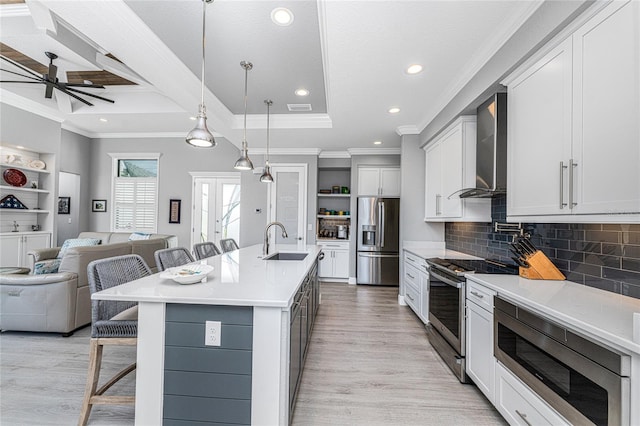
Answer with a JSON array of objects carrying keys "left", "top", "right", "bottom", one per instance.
[
  {"left": 191, "top": 174, "right": 241, "bottom": 249},
  {"left": 268, "top": 164, "right": 307, "bottom": 245}
]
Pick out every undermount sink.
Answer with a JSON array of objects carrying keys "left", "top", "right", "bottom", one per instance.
[{"left": 263, "top": 252, "right": 308, "bottom": 261}]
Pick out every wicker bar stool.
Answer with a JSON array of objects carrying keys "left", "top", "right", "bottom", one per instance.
[
  {"left": 154, "top": 247, "right": 194, "bottom": 272},
  {"left": 79, "top": 254, "right": 152, "bottom": 426},
  {"left": 193, "top": 242, "right": 221, "bottom": 260},
  {"left": 219, "top": 238, "right": 240, "bottom": 253}
]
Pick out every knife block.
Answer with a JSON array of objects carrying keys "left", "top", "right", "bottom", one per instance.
[{"left": 519, "top": 251, "right": 566, "bottom": 280}]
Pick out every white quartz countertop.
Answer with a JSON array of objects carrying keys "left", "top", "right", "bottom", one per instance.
[
  {"left": 402, "top": 242, "right": 482, "bottom": 261},
  {"left": 467, "top": 274, "right": 640, "bottom": 355},
  {"left": 92, "top": 244, "right": 321, "bottom": 309}
]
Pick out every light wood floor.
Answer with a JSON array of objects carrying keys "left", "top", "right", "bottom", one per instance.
[{"left": 0, "top": 283, "right": 505, "bottom": 425}]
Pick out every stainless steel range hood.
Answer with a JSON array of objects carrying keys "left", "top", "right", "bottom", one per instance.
[{"left": 456, "top": 93, "right": 507, "bottom": 199}]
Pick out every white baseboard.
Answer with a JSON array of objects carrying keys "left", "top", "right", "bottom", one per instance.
[
  {"left": 348, "top": 277, "right": 357, "bottom": 285},
  {"left": 398, "top": 295, "right": 407, "bottom": 306}
]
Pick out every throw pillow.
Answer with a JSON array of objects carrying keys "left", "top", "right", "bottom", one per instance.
[
  {"left": 129, "top": 232, "right": 152, "bottom": 241},
  {"left": 57, "top": 238, "right": 101, "bottom": 259},
  {"left": 34, "top": 259, "right": 62, "bottom": 274}
]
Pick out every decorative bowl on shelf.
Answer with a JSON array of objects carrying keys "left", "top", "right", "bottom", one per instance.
[
  {"left": 3, "top": 168, "right": 27, "bottom": 187},
  {"left": 29, "top": 160, "right": 46, "bottom": 170}
]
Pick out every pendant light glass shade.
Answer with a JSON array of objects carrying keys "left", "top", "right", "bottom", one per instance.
[
  {"left": 186, "top": 0, "right": 215, "bottom": 148},
  {"left": 234, "top": 61, "right": 254, "bottom": 170},
  {"left": 260, "top": 99, "right": 274, "bottom": 183}
]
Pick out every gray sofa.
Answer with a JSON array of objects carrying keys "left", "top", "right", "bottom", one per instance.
[{"left": 0, "top": 232, "right": 177, "bottom": 335}]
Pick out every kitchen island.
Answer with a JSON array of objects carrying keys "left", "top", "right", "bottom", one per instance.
[{"left": 92, "top": 243, "right": 322, "bottom": 426}]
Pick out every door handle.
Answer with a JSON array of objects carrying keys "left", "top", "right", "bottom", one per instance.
[
  {"left": 379, "top": 202, "right": 385, "bottom": 248},
  {"left": 569, "top": 159, "right": 578, "bottom": 208},
  {"left": 559, "top": 161, "right": 567, "bottom": 209}
]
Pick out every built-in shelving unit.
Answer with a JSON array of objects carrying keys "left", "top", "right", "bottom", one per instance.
[
  {"left": 316, "top": 166, "right": 351, "bottom": 240},
  {"left": 0, "top": 146, "right": 55, "bottom": 267}
]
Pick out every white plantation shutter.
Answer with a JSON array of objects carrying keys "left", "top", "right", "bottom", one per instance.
[{"left": 113, "top": 177, "right": 158, "bottom": 232}]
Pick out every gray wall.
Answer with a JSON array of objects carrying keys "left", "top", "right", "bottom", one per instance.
[
  {"left": 57, "top": 171, "right": 80, "bottom": 243},
  {"left": 0, "top": 104, "right": 61, "bottom": 154},
  {"left": 400, "top": 135, "right": 443, "bottom": 244},
  {"left": 60, "top": 129, "right": 93, "bottom": 238},
  {"left": 420, "top": 0, "right": 592, "bottom": 143},
  {"left": 240, "top": 155, "right": 318, "bottom": 247},
  {"left": 90, "top": 137, "right": 240, "bottom": 247}
]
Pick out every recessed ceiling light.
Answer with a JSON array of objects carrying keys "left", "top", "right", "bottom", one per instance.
[
  {"left": 15, "top": 145, "right": 24, "bottom": 149},
  {"left": 406, "top": 64, "right": 423, "bottom": 75},
  {"left": 189, "top": 116, "right": 197, "bottom": 121},
  {"left": 295, "top": 88, "right": 309, "bottom": 97},
  {"left": 99, "top": 118, "right": 108, "bottom": 122},
  {"left": 388, "top": 107, "right": 400, "bottom": 114},
  {"left": 373, "top": 141, "right": 383, "bottom": 145},
  {"left": 271, "top": 8, "right": 294, "bottom": 26}
]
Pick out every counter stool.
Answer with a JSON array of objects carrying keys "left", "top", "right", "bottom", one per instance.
[
  {"left": 219, "top": 238, "right": 239, "bottom": 253},
  {"left": 79, "top": 254, "right": 151, "bottom": 426},
  {"left": 193, "top": 242, "right": 221, "bottom": 260},
  {"left": 154, "top": 246, "right": 194, "bottom": 271}
]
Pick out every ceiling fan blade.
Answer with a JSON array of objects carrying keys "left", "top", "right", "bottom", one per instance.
[
  {"left": 0, "top": 67, "right": 43, "bottom": 82},
  {"left": 0, "top": 55, "right": 43, "bottom": 79},
  {"left": 0, "top": 80, "right": 44, "bottom": 84},
  {"left": 63, "top": 86, "right": 115, "bottom": 103},
  {"left": 62, "top": 82, "right": 106, "bottom": 89},
  {"left": 54, "top": 85, "right": 93, "bottom": 106}
]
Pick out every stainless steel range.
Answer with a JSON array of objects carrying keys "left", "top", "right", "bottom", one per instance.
[{"left": 425, "top": 258, "right": 517, "bottom": 383}]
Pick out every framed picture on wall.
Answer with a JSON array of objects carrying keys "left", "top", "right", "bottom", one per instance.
[
  {"left": 92, "top": 199, "right": 107, "bottom": 212},
  {"left": 58, "top": 197, "right": 70, "bottom": 214},
  {"left": 169, "top": 199, "right": 181, "bottom": 224}
]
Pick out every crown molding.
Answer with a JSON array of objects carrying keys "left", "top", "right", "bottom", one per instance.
[
  {"left": 319, "top": 150, "right": 350, "bottom": 159},
  {"left": 232, "top": 113, "right": 332, "bottom": 129},
  {"left": 1, "top": 91, "right": 65, "bottom": 123},
  {"left": 251, "top": 148, "right": 321, "bottom": 156},
  {"left": 396, "top": 125, "right": 420, "bottom": 136},
  {"left": 348, "top": 148, "right": 401, "bottom": 156},
  {"left": 61, "top": 122, "right": 94, "bottom": 138}
]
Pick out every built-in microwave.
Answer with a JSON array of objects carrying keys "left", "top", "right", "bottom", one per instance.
[{"left": 494, "top": 297, "right": 630, "bottom": 426}]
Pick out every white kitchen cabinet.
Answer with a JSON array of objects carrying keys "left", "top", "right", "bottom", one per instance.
[
  {"left": 403, "top": 251, "right": 429, "bottom": 323},
  {"left": 317, "top": 242, "right": 349, "bottom": 281},
  {"left": 423, "top": 116, "right": 491, "bottom": 222},
  {"left": 466, "top": 278, "right": 497, "bottom": 403},
  {"left": 0, "top": 232, "right": 51, "bottom": 268},
  {"left": 357, "top": 167, "right": 400, "bottom": 197},
  {"left": 506, "top": 0, "right": 640, "bottom": 222},
  {"left": 495, "top": 362, "right": 570, "bottom": 426}
]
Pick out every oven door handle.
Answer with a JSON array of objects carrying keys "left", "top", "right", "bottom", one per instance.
[{"left": 429, "top": 270, "right": 464, "bottom": 288}]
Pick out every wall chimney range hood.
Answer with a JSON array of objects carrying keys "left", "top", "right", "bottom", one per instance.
[{"left": 454, "top": 92, "right": 507, "bottom": 199}]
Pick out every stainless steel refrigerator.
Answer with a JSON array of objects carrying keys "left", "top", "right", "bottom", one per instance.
[{"left": 357, "top": 197, "right": 400, "bottom": 285}]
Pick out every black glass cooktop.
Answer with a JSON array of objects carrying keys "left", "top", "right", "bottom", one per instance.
[{"left": 427, "top": 258, "right": 519, "bottom": 276}]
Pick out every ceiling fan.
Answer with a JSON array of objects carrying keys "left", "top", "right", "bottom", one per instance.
[{"left": 0, "top": 51, "right": 115, "bottom": 106}]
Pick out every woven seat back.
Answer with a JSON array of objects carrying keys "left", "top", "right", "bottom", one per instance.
[
  {"left": 87, "top": 254, "right": 151, "bottom": 338},
  {"left": 219, "top": 238, "right": 239, "bottom": 253},
  {"left": 193, "top": 242, "right": 221, "bottom": 260},
  {"left": 154, "top": 247, "right": 194, "bottom": 272}
]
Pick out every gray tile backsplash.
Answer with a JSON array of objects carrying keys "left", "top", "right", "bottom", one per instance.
[{"left": 445, "top": 195, "right": 640, "bottom": 300}]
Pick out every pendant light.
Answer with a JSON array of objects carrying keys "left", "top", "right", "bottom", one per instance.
[
  {"left": 260, "top": 99, "right": 274, "bottom": 183},
  {"left": 234, "top": 61, "right": 254, "bottom": 170},
  {"left": 186, "top": 0, "right": 215, "bottom": 148}
]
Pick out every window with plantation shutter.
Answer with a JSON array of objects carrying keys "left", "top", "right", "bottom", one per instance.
[{"left": 109, "top": 154, "right": 160, "bottom": 233}]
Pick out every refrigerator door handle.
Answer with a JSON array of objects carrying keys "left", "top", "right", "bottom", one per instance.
[
  {"left": 358, "top": 253, "right": 398, "bottom": 258},
  {"left": 378, "top": 201, "right": 385, "bottom": 248}
]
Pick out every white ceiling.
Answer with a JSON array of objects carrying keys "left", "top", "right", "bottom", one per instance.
[{"left": 0, "top": 0, "right": 540, "bottom": 152}]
